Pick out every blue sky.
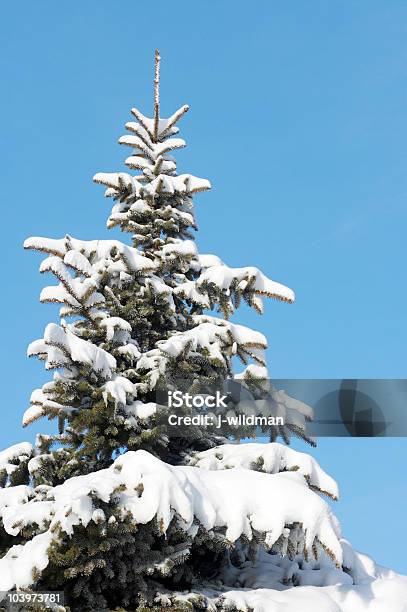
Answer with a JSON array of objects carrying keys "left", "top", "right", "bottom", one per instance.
[{"left": 1, "top": 1, "right": 406, "bottom": 572}]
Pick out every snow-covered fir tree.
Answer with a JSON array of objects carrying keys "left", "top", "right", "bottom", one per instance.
[{"left": 0, "top": 51, "right": 406, "bottom": 611}]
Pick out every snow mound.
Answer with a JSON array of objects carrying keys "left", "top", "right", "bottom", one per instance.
[
  {"left": 200, "top": 575, "right": 407, "bottom": 612},
  {"left": 166, "top": 545, "right": 407, "bottom": 611}
]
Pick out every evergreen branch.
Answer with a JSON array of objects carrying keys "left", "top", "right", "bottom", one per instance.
[{"left": 159, "top": 104, "right": 190, "bottom": 140}]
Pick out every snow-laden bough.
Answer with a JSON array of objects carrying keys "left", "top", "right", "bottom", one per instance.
[{"left": 0, "top": 449, "right": 342, "bottom": 591}]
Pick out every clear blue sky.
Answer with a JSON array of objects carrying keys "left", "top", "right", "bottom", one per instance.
[{"left": 1, "top": 1, "right": 406, "bottom": 572}]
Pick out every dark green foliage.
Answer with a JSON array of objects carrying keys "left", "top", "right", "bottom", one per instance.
[{"left": 36, "top": 506, "right": 230, "bottom": 612}]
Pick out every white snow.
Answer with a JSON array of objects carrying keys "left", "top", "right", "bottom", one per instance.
[
  {"left": 0, "top": 449, "right": 342, "bottom": 592},
  {"left": 91, "top": 508, "right": 106, "bottom": 524},
  {"left": 175, "top": 261, "right": 295, "bottom": 316},
  {"left": 39, "top": 255, "right": 74, "bottom": 288},
  {"left": 63, "top": 249, "right": 92, "bottom": 276},
  {"left": 0, "top": 443, "right": 33, "bottom": 468},
  {"left": 124, "top": 155, "right": 153, "bottom": 170},
  {"left": 0, "top": 443, "right": 33, "bottom": 484},
  {"left": 0, "top": 531, "right": 53, "bottom": 591},
  {"left": 123, "top": 400, "right": 157, "bottom": 421},
  {"left": 230, "top": 371, "right": 314, "bottom": 442},
  {"left": 3, "top": 449, "right": 404, "bottom": 608},
  {"left": 173, "top": 279, "right": 211, "bottom": 308},
  {"left": 199, "top": 254, "right": 224, "bottom": 269},
  {"left": 161, "top": 239, "right": 198, "bottom": 260},
  {"left": 102, "top": 375, "right": 135, "bottom": 406},
  {"left": 94, "top": 171, "right": 143, "bottom": 196},
  {"left": 23, "top": 236, "right": 67, "bottom": 257},
  {"left": 25, "top": 235, "right": 158, "bottom": 327},
  {"left": 28, "top": 323, "right": 116, "bottom": 378},
  {"left": 99, "top": 316, "right": 132, "bottom": 341},
  {"left": 130, "top": 104, "right": 189, "bottom": 140},
  {"left": 199, "top": 265, "right": 295, "bottom": 303},
  {"left": 190, "top": 443, "right": 339, "bottom": 499},
  {"left": 198, "top": 571, "right": 407, "bottom": 612},
  {"left": 157, "top": 316, "right": 267, "bottom": 366},
  {"left": 135, "top": 348, "right": 168, "bottom": 391},
  {"left": 269, "top": 386, "right": 314, "bottom": 422},
  {"left": 159, "top": 543, "right": 407, "bottom": 611},
  {"left": 23, "top": 388, "right": 75, "bottom": 428},
  {"left": 116, "top": 342, "right": 141, "bottom": 362},
  {"left": 22, "top": 405, "right": 45, "bottom": 427},
  {"left": 39, "top": 284, "right": 81, "bottom": 308},
  {"left": 118, "top": 135, "right": 186, "bottom": 159},
  {"left": 239, "top": 364, "right": 268, "bottom": 379},
  {"left": 25, "top": 236, "right": 156, "bottom": 278},
  {"left": 145, "top": 173, "right": 211, "bottom": 196},
  {"left": 94, "top": 101, "right": 210, "bottom": 208},
  {"left": 2, "top": 455, "right": 404, "bottom": 610},
  {"left": 94, "top": 170, "right": 210, "bottom": 200}
]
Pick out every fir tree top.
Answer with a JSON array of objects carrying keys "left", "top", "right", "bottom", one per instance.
[
  {"left": 22, "top": 51, "right": 310, "bottom": 486},
  {"left": 94, "top": 49, "right": 211, "bottom": 251}
]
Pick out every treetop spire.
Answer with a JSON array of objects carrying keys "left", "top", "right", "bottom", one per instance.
[{"left": 153, "top": 48, "right": 161, "bottom": 142}]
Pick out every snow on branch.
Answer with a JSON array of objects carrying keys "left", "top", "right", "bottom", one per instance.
[
  {"left": 93, "top": 170, "right": 210, "bottom": 201},
  {"left": 25, "top": 235, "right": 156, "bottom": 319},
  {"left": 22, "top": 405, "right": 45, "bottom": 427},
  {"left": 99, "top": 317, "right": 132, "bottom": 341},
  {"left": 94, "top": 55, "right": 209, "bottom": 239},
  {"left": 24, "top": 236, "right": 155, "bottom": 276},
  {"left": 129, "top": 104, "right": 190, "bottom": 143},
  {"left": 160, "top": 239, "right": 198, "bottom": 261},
  {"left": 118, "top": 134, "right": 186, "bottom": 160},
  {"left": 159, "top": 105, "right": 190, "bottom": 139},
  {"left": 189, "top": 443, "right": 339, "bottom": 499},
  {"left": 201, "top": 264, "right": 294, "bottom": 303},
  {"left": 22, "top": 236, "right": 67, "bottom": 257},
  {"left": 175, "top": 259, "right": 294, "bottom": 317},
  {"left": 22, "top": 388, "right": 77, "bottom": 428},
  {"left": 0, "top": 443, "right": 33, "bottom": 487},
  {"left": 102, "top": 375, "right": 135, "bottom": 407},
  {"left": 0, "top": 449, "right": 342, "bottom": 591},
  {"left": 157, "top": 315, "right": 267, "bottom": 366},
  {"left": 27, "top": 323, "right": 116, "bottom": 378}
]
